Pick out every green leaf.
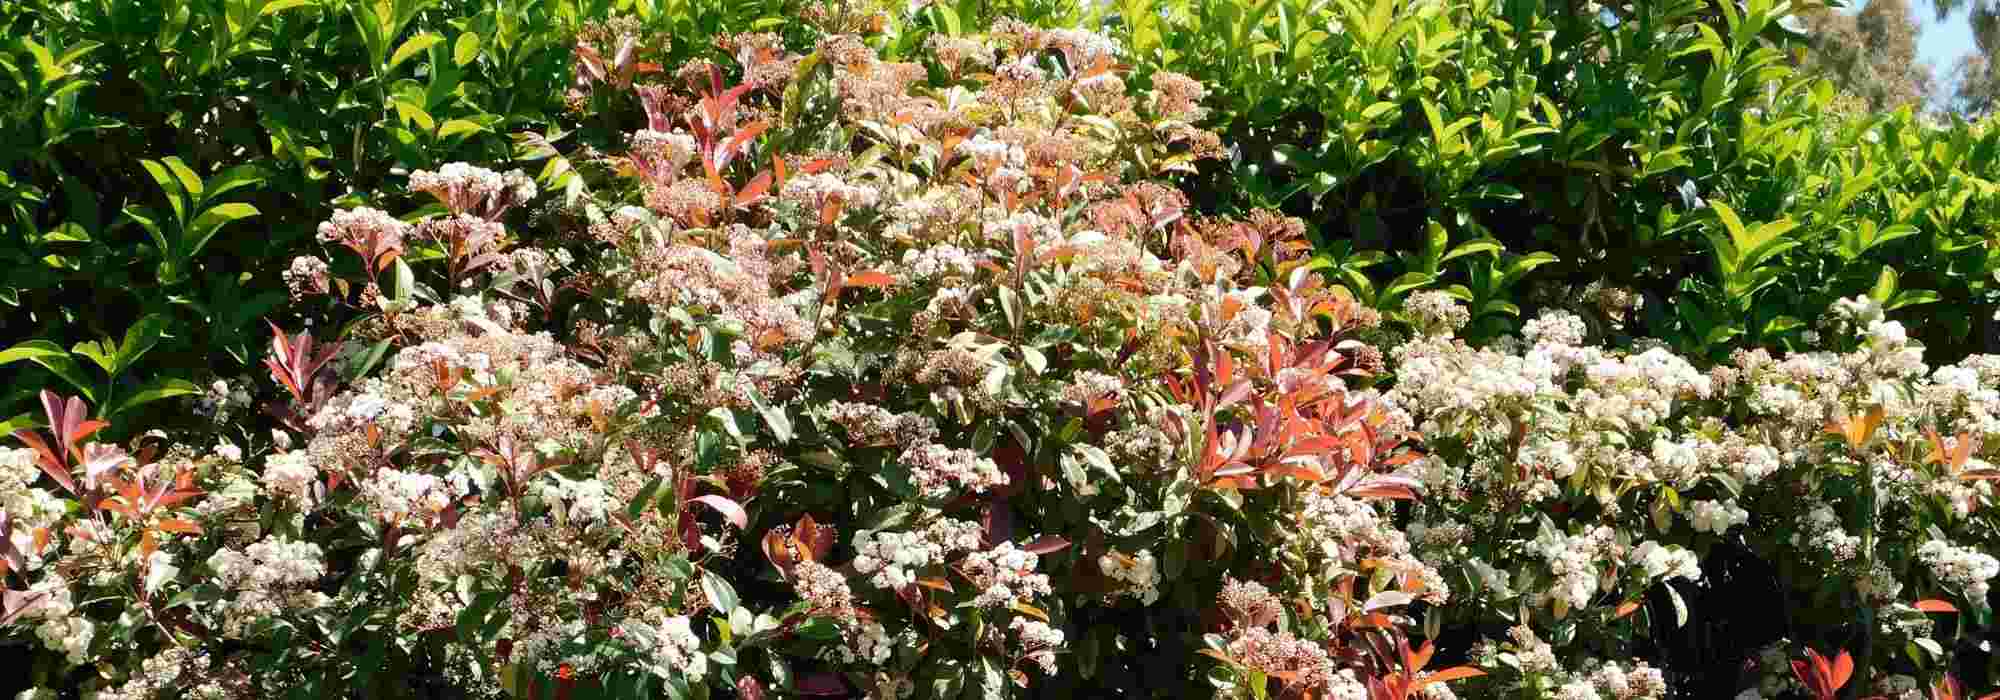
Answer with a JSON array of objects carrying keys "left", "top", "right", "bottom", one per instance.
[
  {"left": 161, "top": 157, "right": 204, "bottom": 201},
  {"left": 1870, "top": 266, "right": 1899, "bottom": 303},
  {"left": 71, "top": 339, "right": 117, "bottom": 375},
  {"left": 387, "top": 32, "right": 443, "bottom": 72},
  {"left": 1444, "top": 238, "right": 1505, "bottom": 262},
  {"left": 1385, "top": 271, "right": 1435, "bottom": 297},
  {"left": 343, "top": 338, "right": 393, "bottom": 382},
  {"left": 1887, "top": 289, "right": 1941, "bottom": 311},
  {"left": 260, "top": 0, "right": 314, "bottom": 16},
  {"left": 452, "top": 32, "right": 480, "bottom": 66},
  {"left": 201, "top": 164, "right": 266, "bottom": 206},
  {"left": 392, "top": 99, "right": 435, "bottom": 131},
  {"left": 107, "top": 377, "right": 200, "bottom": 418},
  {"left": 628, "top": 476, "right": 665, "bottom": 520},
  {"left": 138, "top": 160, "right": 188, "bottom": 224},
  {"left": 115, "top": 313, "right": 170, "bottom": 374},
  {"left": 0, "top": 340, "right": 71, "bottom": 367},
  {"left": 25, "top": 350, "right": 95, "bottom": 402},
  {"left": 186, "top": 202, "right": 260, "bottom": 256},
  {"left": 437, "top": 119, "right": 483, "bottom": 139},
  {"left": 742, "top": 386, "right": 793, "bottom": 443},
  {"left": 1665, "top": 581, "right": 1688, "bottom": 628},
  {"left": 0, "top": 413, "right": 37, "bottom": 437},
  {"left": 700, "top": 570, "right": 738, "bottom": 614}
]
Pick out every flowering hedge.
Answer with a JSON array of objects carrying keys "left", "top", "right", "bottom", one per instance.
[{"left": 5, "top": 11, "right": 2000, "bottom": 700}]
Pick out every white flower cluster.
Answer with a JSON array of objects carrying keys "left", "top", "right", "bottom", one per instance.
[
  {"left": 898, "top": 443, "right": 1008, "bottom": 499},
  {"left": 1630, "top": 541, "right": 1702, "bottom": 582},
  {"left": 0, "top": 447, "right": 64, "bottom": 545},
  {"left": 961, "top": 543, "right": 1051, "bottom": 608},
  {"left": 358, "top": 467, "right": 453, "bottom": 523},
  {"left": 259, "top": 450, "right": 317, "bottom": 505},
  {"left": 781, "top": 172, "right": 881, "bottom": 213},
  {"left": 900, "top": 244, "right": 978, "bottom": 281},
  {"left": 1554, "top": 679, "right": 1604, "bottom": 700},
  {"left": 849, "top": 620, "right": 895, "bottom": 665},
  {"left": 1917, "top": 539, "right": 2000, "bottom": 603},
  {"left": 1404, "top": 290, "right": 1470, "bottom": 336},
  {"left": 18, "top": 576, "right": 91, "bottom": 664},
  {"left": 89, "top": 646, "right": 203, "bottom": 700},
  {"left": 1535, "top": 526, "right": 1615, "bottom": 613},
  {"left": 1586, "top": 659, "right": 1669, "bottom": 699},
  {"left": 656, "top": 615, "right": 706, "bottom": 681},
  {"left": 206, "top": 537, "right": 332, "bottom": 637},
  {"left": 536, "top": 474, "right": 613, "bottom": 524},
  {"left": 1467, "top": 557, "right": 1516, "bottom": 599},
  {"left": 1687, "top": 499, "right": 1749, "bottom": 534},
  {"left": 309, "top": 385, "right": 419, "bottom": 436},
  {"left": 1059, "top": 371, "right": 1123, "bottom": 406},
  {"left": 1097, "top": 548, "right": 1162, "bottom": 605},
  {"left": 851, "top": 519, "right": 983, "bottom": 589},
  {"left": 1523, "top": 309, "right": 1589, "bottom": 347},
  {"left": 1010, "top": 617, "right": 1065, "bottom": 675},
  {"left": 1792, "top": 501, "right": 1861, "bottom": 562}
]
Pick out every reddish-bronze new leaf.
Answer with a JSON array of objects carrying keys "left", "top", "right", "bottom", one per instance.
[
  {"left": 11, "top": 390, "right": 106, "bottom": 496},
  {"left": 1791, "top": 647, "right": 1854, "bottom": 700}
]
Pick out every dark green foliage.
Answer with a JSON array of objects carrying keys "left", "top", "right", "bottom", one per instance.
[
  {"left": 1116, "top": 0, "right": 2000, "bottom": 364},
  {"left": 0, "top": 0, "right": 800, "bottom": 434}
]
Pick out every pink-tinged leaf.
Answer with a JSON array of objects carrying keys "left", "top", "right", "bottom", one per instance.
[
  {"left": 1915, "top": 598, "right": 1959, "bottom": 613},
  {"left": 1362, "top": 590, "right": 1413, "bottom": 612},
  {"left": 797, "top": 673, "right": 846, "bottom": 696},
  {"left": 718, "top": 121, "right": 770, "bottom": 171},
  {"left": 1024, "top": 535, "right": 1071, "bottom": 555},
  {"left": 81, "top": 443, "right": 131, "bottom": 489},
  {"left": 1346, "top": 474, "right": 1423, "bottom": 500},
  {"left": 1216, "top": 380, "right": 1253, "bottom": 411},
  {"left": 689, "top": 495, "right": 748, "bottom": 530},
  {"left": 574, "top": 42, "right": 608, "bottom": 82},
  {"left": 0, "top": 589, "right": 52, "bottom": 626},
  {"left": 12, "top": 430, "right": 75, "bottom": 495},
  {"left": 735, "top": 170, "right": 773, "bottom": 207},
  {"left": 0, "top": 514, "right": 21, "bottom": 576}
]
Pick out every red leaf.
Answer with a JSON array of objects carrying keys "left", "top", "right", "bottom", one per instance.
[
  {"left": 12, "top": 430, "right": 75, "bottom": 495},
  {"left": 1612, "top": 600, "right": 1642, "bottom": 619},
  {"left": 842, "top": 270, "right": 897, "bottom": 288},
  {"left": 155, "top": 519, "right": 203, "bottom": 535},
  {"left": 735, "top": 170, "right": 773, "bottom": 207},
  {"left": 795, "top": 513, "right": 833, "bottom": 562},
  {"left": 1915, "top": 598, "right": 1960, "bottom": 613},
  {"left": 1830, "top": 649, "right": 1854, "bottom": 691},
  {"left": 1414, "top": 666, "right": 1486, "bottom": 690}
]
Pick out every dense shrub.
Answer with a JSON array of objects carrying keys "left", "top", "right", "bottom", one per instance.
[
  {"left": 0, "top": 0, "right": 795, "bottom": 435},
  {"left": 8, "top": 2, "right": 2000, "bottom": 700},
  {"left": 1118, "top": 0, "right": 2000, "bottom": 363}
]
